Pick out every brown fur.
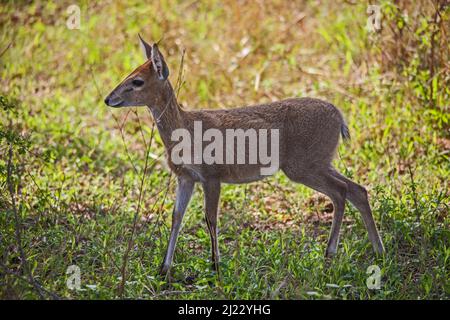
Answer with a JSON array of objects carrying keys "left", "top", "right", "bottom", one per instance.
[{"left": 105, "top": 38, "right": 384, "bottom": 276}]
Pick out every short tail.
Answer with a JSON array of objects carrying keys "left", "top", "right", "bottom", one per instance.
[{"left": 341, "top": 122, "right": 351, "bottom": 141}]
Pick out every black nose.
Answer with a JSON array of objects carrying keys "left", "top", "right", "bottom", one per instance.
[{"left": 104, "top": 97, "right": 110, "bottom": 105}]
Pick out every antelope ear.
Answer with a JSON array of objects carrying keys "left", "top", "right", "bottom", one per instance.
[
  {"left": 138, "top": 34, "right": 152, "bottom": 60},
  {"left": 150, "top": 43, "right": 169, "bottom": 80}
]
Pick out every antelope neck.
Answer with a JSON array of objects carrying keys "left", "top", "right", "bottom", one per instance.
[{"left": 147, "top": 81, "right": 185, "bottom": 148}]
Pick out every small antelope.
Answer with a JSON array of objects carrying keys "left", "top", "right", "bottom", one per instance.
[{"left": 105, "top": 35, "right": 384, "bottom": 276}]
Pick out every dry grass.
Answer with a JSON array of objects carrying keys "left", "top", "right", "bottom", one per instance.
[{"left": 0, "top": 0, "right": 449, "bottom": 299}]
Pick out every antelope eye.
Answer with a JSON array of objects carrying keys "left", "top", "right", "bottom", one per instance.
[{"left": 132, "top": 79, "right": 144, "bottom": 87}]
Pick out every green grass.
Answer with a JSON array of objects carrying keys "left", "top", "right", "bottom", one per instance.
[{"left": 0, "top": 0, "right": 449, "bottom": 299}]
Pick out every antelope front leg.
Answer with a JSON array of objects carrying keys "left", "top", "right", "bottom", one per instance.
[
  {"left": 160, "top": 176, "right": 194, "bottom": 276},
  {"left": 202, "top": 179, "right": 221, "bottom": 274}
]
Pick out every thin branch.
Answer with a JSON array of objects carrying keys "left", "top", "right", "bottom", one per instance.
[
  {"left": 175, "top": 49, "right": 186, "bottom": 99},
  {"left": 0, "top": 42, "right": 12, "bottom": 60},
  {"left": 0, "top": 262, "right": 60, "bottom": 300},
  {"left": 6, "top": 143, "right": 53, "bottom": 299},
  {"left": 143, "top": 173, "right": 173, "bottom": 255},
  {"left": 117, "top": 123, "right": 155, "bottom": 297},
  {"left": 88, "top": 66, "right": 139, "bottom": 175},
  {"left": 407, "top": 164, "right": 420, "bottom": 223},
  {"left": 155, "top": 48, "right": 187, "bottom": 122}
]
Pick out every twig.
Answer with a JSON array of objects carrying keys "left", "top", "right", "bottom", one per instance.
[
  {"left": 117, "top": 124, "right": 156, "bottom": 297},
  {"left": 155, "top": 48, "right": 187, "bottom": 122},
  {"left": 143, "top": 173, "right": 174, "bottom": 255},
  {"left": 149, "top": 288, "right": 201, "bottom": 298},
  {"left": 0, "top": 262, "right": 60, "bottom": 300},
  {"left": 141, "top": 48, "right": 188, "bottom": 266},
  {"left": 406, "top": 164, "right": 420, "bottom": 223},
  {"left": 0, "top": 42, "right": 12, "bottom": 59},
  {"left": 133, "top": 109, "right": 149, "bottom": 150},
  {"left": 88, "top": 66, "right": 139, "bottom": 175},
  {"left": 102, "top": 47, "right": 187, "bottom": 296},
  {"left": 6, "top": 143, "right": 50, "bottom": 299},
  {"left": 175, "top": 49, "right": 186, "bottom": 99}
]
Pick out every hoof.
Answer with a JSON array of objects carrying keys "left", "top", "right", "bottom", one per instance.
[
  {"left": 211, "top": 261, "right": 222, "bottom": 281},
  {"left": 160, "top": 264, "right": 170, "bottom": 277},
  {"left": 325, "top": 248, "right": 337, "bottom": 258}
]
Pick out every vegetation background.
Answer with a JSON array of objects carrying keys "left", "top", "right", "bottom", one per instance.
[{"left": 0, "top": 0, "right": 449, "bottom": 299}]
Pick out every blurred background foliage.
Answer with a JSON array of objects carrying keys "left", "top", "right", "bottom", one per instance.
[{"left": 0, "top": 0, "right": 449, "bottom": 299}]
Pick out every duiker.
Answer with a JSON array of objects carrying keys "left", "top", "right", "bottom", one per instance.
[{"left": 105, "top": 35, "right": 384, "bottom": 276}]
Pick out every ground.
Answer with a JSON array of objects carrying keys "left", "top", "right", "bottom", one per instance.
[{"left": 0, "top": 0, "right": 449, "bottom": 299}]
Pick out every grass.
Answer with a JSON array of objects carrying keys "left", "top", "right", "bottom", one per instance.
[{"left": 0, "top": 0, "right": 449, "bottom": 299}]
